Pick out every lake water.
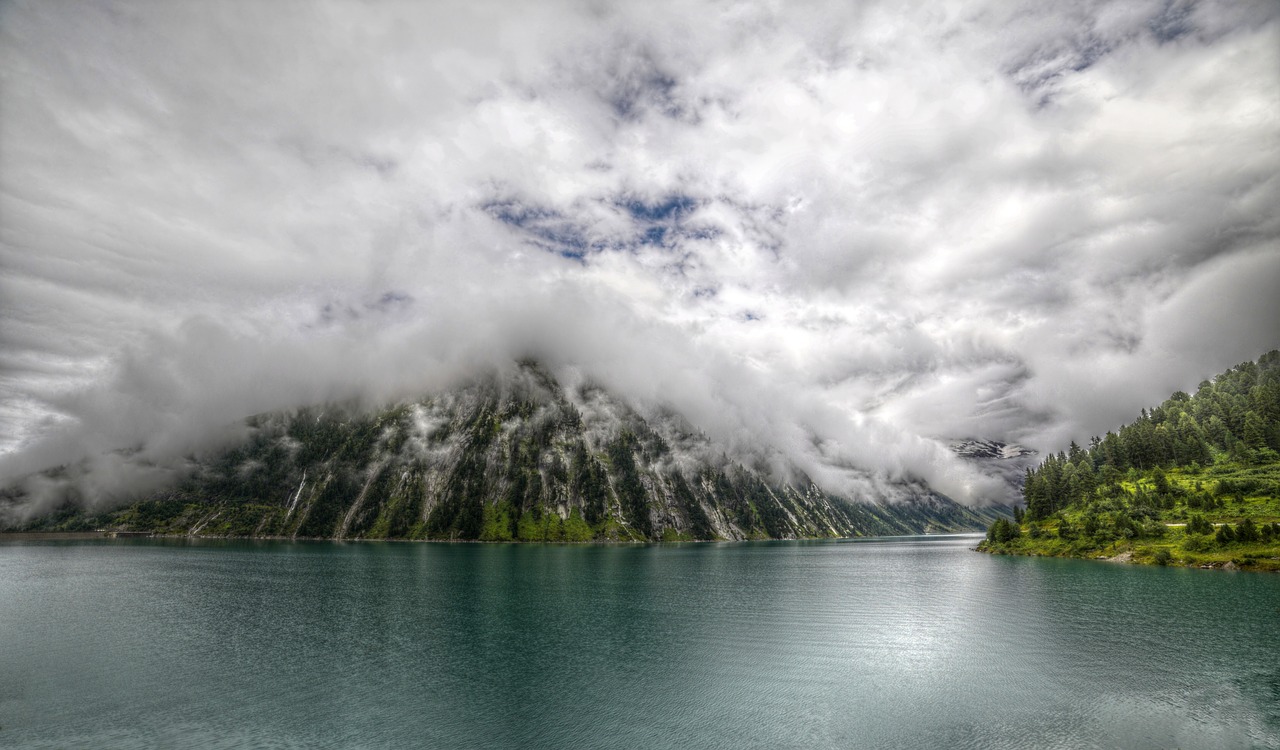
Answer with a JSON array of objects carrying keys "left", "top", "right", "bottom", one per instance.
[{"left": 1, "top": 534, "right": 1277, "bottom": 749}]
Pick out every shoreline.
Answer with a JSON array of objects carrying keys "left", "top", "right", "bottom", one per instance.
[
  {"left": 977, "top": 543, "right": 1280, "bottom": 572},
  {"left": 0, "top": 531, "right": 115, "bottom": 541},
  {"left": 0, "top": 529, "right": 988, "bottom": 546}
]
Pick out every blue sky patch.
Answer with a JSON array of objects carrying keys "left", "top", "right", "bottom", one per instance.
[
  {"left": 623, "top": 194, "right": 698, "bottom": 222},
  {"left": 483, "top": 198, "right": 598, "bottom": 261},
  {"left": 482, "top": 193, "right": 714, "bottom": 258}
]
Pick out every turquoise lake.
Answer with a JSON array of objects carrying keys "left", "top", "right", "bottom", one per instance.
[{"left": 1, "top": 534, "right": 1277, "bottom": 749}]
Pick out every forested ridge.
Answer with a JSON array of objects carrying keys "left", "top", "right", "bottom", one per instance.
[
  {"left": 3, "top": 364, "right": 1004, "bottom": 542},
  {"left": 981, "top": 350, "right": 1280, "bottom": 570}
]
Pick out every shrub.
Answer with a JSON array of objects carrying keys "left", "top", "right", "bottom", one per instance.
[
  {"left": 1236, "top": 518, "right": 1261, "bottom": 543},
  {"left": 1153, "top": 549, "right": 1172, "bottom": 566},
  {"left": 1183, "top": 534, "right": 1211, "bottom": 552},
  {"left": 1186, "top": 514, "right": 1214, "bottom": 535},
  {"left": 986, "top": 518, "right": 1021, "bottom": 544},
  {"left": 1140, "top": 519, "right": 1167, "bottom": 538}
]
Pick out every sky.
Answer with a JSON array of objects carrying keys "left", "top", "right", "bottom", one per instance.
[{"left": 1, "top": 0, "right": 1278, "bottom": 509}]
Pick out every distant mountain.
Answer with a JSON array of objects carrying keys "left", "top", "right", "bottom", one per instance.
[
  {"left": 949, "top": 438, "right": 1039, "bottom": 498},
  {"left": 5, "top": 363, "right": 1005, "bottom": 541},
  {"left": 949, "top": 439, "right": 1037, "bottom": 461}
]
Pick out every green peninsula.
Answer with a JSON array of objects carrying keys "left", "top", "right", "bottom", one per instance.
[{"left": 980, "top": 351, "right": 1280, "bottom": 571}]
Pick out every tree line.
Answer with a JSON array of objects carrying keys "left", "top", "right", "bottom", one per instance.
[{"left": 1021, "top": 351, "right": 1280, "bottom": 521}]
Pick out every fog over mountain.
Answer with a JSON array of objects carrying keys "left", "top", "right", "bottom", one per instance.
[{"left": 1, "top": 0, "right": 1277, "bottom": 512}]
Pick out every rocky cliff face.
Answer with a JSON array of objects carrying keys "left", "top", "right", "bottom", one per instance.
[{"left": 12, "top": 364, "right": 1005, "bottom": 540}]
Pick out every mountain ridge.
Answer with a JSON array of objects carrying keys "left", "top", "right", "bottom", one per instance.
[
  {"left": 949, "top": 439, "right": 1037, "bottom": 460},
  {"left": 3, "top": 363, "right": 1006, "bottom": 540}
]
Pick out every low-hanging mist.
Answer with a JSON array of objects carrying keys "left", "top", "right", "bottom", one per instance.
[{"left": 2, "top": 0, "right": 1278, "bottom": 517}]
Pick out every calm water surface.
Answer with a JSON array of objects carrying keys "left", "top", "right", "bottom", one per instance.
[{"left": 1, "top": 534, "right": 1277, "bottom": 749}]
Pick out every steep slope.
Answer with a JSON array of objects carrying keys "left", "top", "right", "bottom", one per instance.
[{"left": 7, "top": 364, "right": 1004, "bottom": 541}]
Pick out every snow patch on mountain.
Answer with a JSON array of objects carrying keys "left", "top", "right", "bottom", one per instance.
[{"left": 949, "top": 439, "right": 1037, "bottom": 460}]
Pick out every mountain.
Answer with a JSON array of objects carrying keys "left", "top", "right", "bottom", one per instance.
[
  {"left": 980, "top": 350, "right": 1280, "bottom": 570},
  {"left": 949, "top": 439, "right": 1037, "bottom": 460},
  {"left": 949, "top": 438, "right": 1039, "bottom": 498},
  {"left": 5, "top": 363, "right": 1005, "bottom": 541}
]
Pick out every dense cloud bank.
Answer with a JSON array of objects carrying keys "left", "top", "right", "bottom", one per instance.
[{"left": 1, "top": 0, "right": 1277, "bottom": 511}]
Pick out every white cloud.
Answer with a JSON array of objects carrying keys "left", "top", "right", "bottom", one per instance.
[{"left": 1, "top": 0, "right": 1277, "bottom": 509}]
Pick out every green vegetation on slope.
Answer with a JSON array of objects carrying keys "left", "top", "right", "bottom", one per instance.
[
  {"left": 980, "top": 351, "right": 1280, "bottom": 571},
  {"left": 6, "top": 365, "right": 1005, "bottom": 542}
]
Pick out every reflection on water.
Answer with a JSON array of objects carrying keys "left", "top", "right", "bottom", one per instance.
[{"left": 1, "top": 535, "right": 1277, "bottom": 749}]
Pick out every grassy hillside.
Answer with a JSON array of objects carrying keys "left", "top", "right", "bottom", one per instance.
[{"left": 980, "top": 351, "right": 1280, "bottom": 571}]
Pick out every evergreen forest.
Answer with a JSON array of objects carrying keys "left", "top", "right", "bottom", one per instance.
[{"left": 981, "top": 351, "right": 1280, "bottom": 570}]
